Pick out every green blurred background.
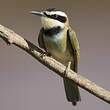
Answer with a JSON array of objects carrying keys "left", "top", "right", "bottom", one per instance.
[{"left": 0, "top": 0, "right": 110, "bottom": 110}]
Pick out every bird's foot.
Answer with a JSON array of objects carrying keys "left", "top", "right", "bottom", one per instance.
[
  {"left": 29, "top": 47, "right": 34, "bottom": 52},
  {"left": 45, "top": 52, "right": 51, "bottom": 57},
  {"left": 40, "top": 52, "right": 51, "bottom": 58},
  {"left": 65, "top": 61, "right": 71, "bottom": 77}
]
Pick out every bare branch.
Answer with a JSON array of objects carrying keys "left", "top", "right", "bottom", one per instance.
[{"left": 0, "top": 24, "right": 110, "bottom": 104}]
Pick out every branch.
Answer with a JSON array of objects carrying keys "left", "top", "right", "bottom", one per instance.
[{"left": 0, "top": 24, "right": 110, "bottom": 104}]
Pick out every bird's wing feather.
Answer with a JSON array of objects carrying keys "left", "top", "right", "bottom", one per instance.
[
  {"left": 67, "top": 27, "right": 80, "bottom": 72},
  {"left": 38, "top": 28, "right": 47, "bottom": 51},
  {"left": 63, "top": 27, "right": 81, "bottom": 104}
]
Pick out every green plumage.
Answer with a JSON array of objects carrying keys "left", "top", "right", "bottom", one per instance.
[
  {"left": 64, "top": 27, "right": 81, "bottom": 105},
  {"left": 38, "top": 26, "right": 81, "bottom": 105}
]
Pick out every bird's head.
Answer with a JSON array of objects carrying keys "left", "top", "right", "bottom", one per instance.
[{"left": 30, "top": 8, "right": 69, "bottom": 29}]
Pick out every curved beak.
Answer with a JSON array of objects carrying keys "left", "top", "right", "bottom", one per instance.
[{"left": 29, "top": 11, "right": 44, "bottom": 16}]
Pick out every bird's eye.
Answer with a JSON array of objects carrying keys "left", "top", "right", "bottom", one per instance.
[{"left": 53, "top": 14, "right": 58, "bottom": 18}]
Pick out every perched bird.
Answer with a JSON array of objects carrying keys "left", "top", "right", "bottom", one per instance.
[{"left": 30, "top": 8, "right": 81, "bottom": 105}]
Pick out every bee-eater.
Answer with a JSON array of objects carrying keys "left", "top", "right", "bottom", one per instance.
[{"left": 30, "top": 8, "right": 81, "bottom": 105}]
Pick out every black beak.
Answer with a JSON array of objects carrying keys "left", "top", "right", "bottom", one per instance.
[{"left": 29, "top": 11, "right": 44, "bottom": 16}]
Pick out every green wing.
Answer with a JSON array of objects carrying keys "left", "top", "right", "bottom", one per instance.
[
  {"left": 68, "top": 27, "right": 80, "bottom": 72},
  {"left": 38, "top": 28, "right": 46, "bottom": 51}
]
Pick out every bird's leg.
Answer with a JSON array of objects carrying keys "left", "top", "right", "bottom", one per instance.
[
  {"left": 65, "top": 61, "right": 71, "bottom": 77},
  {"left": 40, "top": 51, "right": 51, "bottom": 58},
  {"left": 45, "top": 52, "right": 51, "bottom": 57}
]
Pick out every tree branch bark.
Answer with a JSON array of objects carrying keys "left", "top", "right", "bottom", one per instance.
[{"left": 0, "top": 24, "right": 110, "bottom": 104}]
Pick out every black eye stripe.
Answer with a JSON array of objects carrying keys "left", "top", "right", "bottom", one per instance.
[
  {"left": 57, "top": 15, "right": 66, "bottom": 23},
  {"left": 43, "top": 12, "right": 66, "bottom": 23}
]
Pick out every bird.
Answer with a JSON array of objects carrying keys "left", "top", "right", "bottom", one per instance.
[{"left": 30, "top": 8, "right": 81, "bottom": 105}]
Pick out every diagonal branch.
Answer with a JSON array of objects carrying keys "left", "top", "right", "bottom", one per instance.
[{"left": 0, "top": 24, "right": 110, "bottom": 104}]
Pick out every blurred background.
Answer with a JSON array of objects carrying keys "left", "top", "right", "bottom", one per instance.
[{"left": 0, "top": 0, "right": 110, "bottom": 110}]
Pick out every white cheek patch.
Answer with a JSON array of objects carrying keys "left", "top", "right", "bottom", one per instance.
[{"left": 41, "top": 17, "right": 64, "bottom": 29}]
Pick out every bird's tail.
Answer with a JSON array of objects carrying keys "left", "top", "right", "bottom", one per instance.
[{"left": 63, "top": 78, "right": 81, "bottom": 106}]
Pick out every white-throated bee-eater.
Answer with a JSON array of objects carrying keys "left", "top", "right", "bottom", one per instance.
[{"left": 30, "top": 8, "right": 81, "bottom": 105}]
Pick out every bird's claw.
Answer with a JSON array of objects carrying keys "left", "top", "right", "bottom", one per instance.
[{"left": 40, "top": 52, "right": 51, "bottom": 58}]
